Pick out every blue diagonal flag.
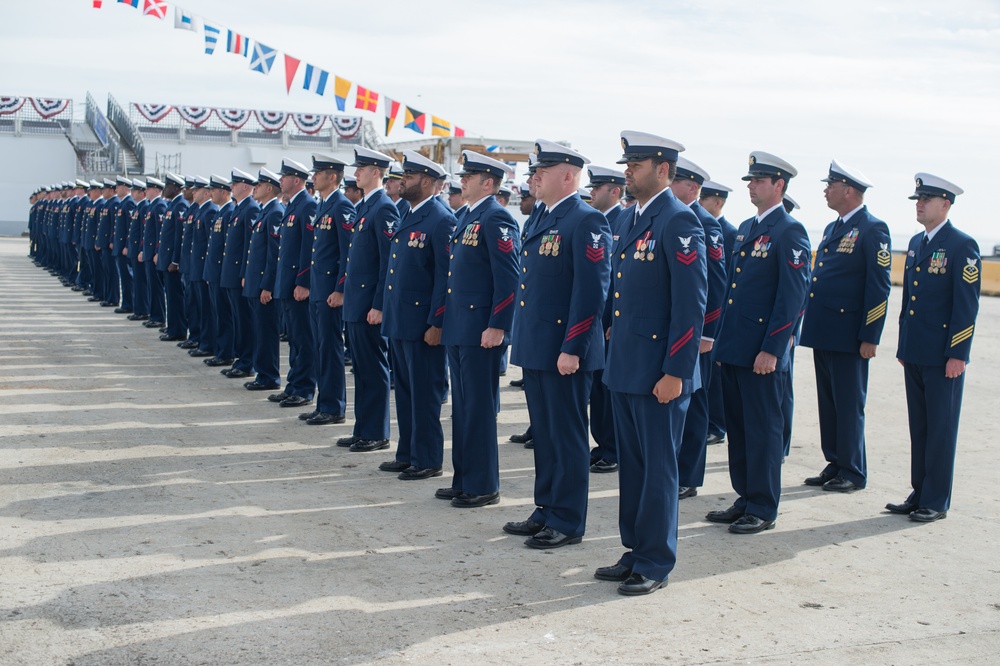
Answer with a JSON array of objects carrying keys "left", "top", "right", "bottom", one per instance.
[{"left": 249, "top": 41, "right": 276, "bottom": 74}]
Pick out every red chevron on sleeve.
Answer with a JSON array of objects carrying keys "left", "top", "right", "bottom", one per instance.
[
  {"left": 498, "top": 238, "right": 514, "bottom": 253},
  {"left": 704, "top": 307, "right": 721, "bottom": 324},
  {"left": 435, "top": 305, "right": 446, "bottom": 317},
  {"left": 493, "top": 293, "right": 514, "bottom": 315},
  {"left": 769, "top": 321, "right": 793, "bottom": 337},
  {"left": 676, "top": 250, "right": 698, "bottom": 265},
  {"left": 670, "top": 327, "right": 694, "bottom": 356},
  {"left": 708, "top": 246, "right": 724, "bottom": 261},
  {"left": 337, "top": 276, "right": 345, "bottom": 285},
  {"left": 297, "top": 268, "right": 310, "bottom": 277},
  {"left": 565, "top": 315, "right": 594, "bottom": 341},
  {"left": 585, "top": 246, "right": 604, "bottom": 262}
]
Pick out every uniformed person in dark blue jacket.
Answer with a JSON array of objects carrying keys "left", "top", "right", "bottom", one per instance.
[
  {"left": 437, "top": 151, "right": 520, "bottom": 506},
  {"left": 336, "top": 147, "right": 400, "bottom": 453},
  {"left": 668, "top": 157, "right": 727, "bottom": 499},
  {"left": 188, "top": 178, "right": 220, "bottom": 358},
  {"left": 126, "top": 179, "right": 149, "bottom": 321},
  {"left": 177, "top": 178, "right": 204, "bottom": 350},
  {"left": 708, "top": 151, "right": 811, "bottom": 535},
  {"left": 141, "top": 178, "right": 167, "bottom": 327},
  {"left": 888, "top": 173, "right": 980, "bottom": 523},
  {"left": 385, "top": 163, "right": 411, "bottom": 217},
  {"left": 96, "top": 179, "right": 118, "bottom": 306},
  {"left": 157, "top": 173, "right": 189, "bottom": 341},
  {"left": 242, "top": 169, "right": 285, "bottom": 391},
  {"left": 220, "top": 169, "right": 260, "bottom": 379},
  {"left": 203, "top": 175, "right": 235, "bottom": 366},
  {"left": 504, "top": 139, "right": 611, "bottom": 550},
  {"left": 112, "top": 177, "right": 135, "bottom": 313},
  {"left": 377, "top": 151, "right": 457, "bottom": 479},
  {"left": 596, "top": 131, "right": 707, "bottom": 596},
  {"left": 584, "top": 165, "right": 627, "bottom": 473},
  {"left": 266, "top": 158, "right": 319, "bottom": 409},
  {"left": 87, "top": 181, "right": 110, "bottom": 304},
  {"left": 300, "top": 154, "right": 354, "bottom": 425},
  {"left": 699, "top": 180, "right": 736, "bottom": 445},
  {"left": 799, "top": 160, "right": 890, "bottom": 493}
]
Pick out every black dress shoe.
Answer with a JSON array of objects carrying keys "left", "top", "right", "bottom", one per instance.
[
  {"left": 678, "top": 486, "right": 698, "bottom": 499},
  {"left": 351, "top": 439, "right": 390, "bottom": 453},
  {"left": 451, "top": 491, "right": 500, "bottom": 508},
  {"left": 279, "top": 395, "right": 311, "bottom": 408},
  {"left": 822, "top": 476, "right": 861, "bottom": 493},
  {"left": 179, "top": 340, "right": 198, "bottom": 349},
  {"left": 114, "top": 307, "right": 132, "bottom": 314},
  {"left": 100, "top": 301, "right": 116, "bottom": 307},
  {"left": 590, "top": 459, "right": 618, "bottom": 473},
  {"left": 223, "top": 368, "right": 251, "bottom": 378},
  {"left": 205, "top": 357, "right": 235, "bottom": 367},
  {"left": 158, "top": 327, "right": 167, "bottom": 333},
  {"left": 83, "top": 290, "right": 94, "bottom": 296},
  {"left": 728, "top": 514, "right": 775, "bottom": 534},
  {"left": 508, "top": 430, "right": 533, "bottom": 444},
  {"left": 594, "top": 562, "right": 632, "bottom": 582},
  {"left": 524, "top": 441, "right": 534, "bottom": 449},
  {"left": 244, "top": 381, "right": 280, "bottom": 391},
  {"left": 267, "top": 391, "right": 290, "bottom": 403},
  {"left": 189, "top": 349, "right": 213, "bottom": 358},
  {"left": 87, "top": 296, "right": 101, "bottom": 301},
  {"left": 378, "top": 459, "right": 409, "bottom": 472},
  {"left": 71, "top": 286, "right": 84, "bottom": 292},
  {"left": 143, "top": 320, "right": 162, "bottom": 328},
  {"left": 280, "top": 333, "right": 289, "bottom": 342},
  {"left": 307, "top": 412, "right": 345, "bottom": 426},
  {"left": 398, "top": 466, "right": 443, "bottom": 480},
  {"left": 705, "top": 433, "right": 725, "bottom": 445},
  {"left": 509, "top": 378, "right": 524, "bottom": 388},
  {"left": 435, "top": 487, "right": 463, "bottom": 501},
  {"left": 160, "top": 334, "right": 186, "bottom": 342},
  {"left": 618, "top": 573, "right": 666, "bottom": 596},
  {"left": 524, "top": 527, "right": 581, "bottom": 549},
  {"left": 503, "top": 519, "right": 544, "bottom": 536},
  {"left": 336, "top": 435, "right": 358, "bottom": 448},
  {"left": 886, "top": 500, "right": 919, "bottom": 515},
  {"left": 298, "top": 409, "right": 318, "bottom": 421},
  {"left": 805, "top": 471, "right": 836, "bottom": 487},
  {"left": 705, "top": 504, "right": 745, "bottom": 524},
  {"left": 909, "top": 508, "right": 947, "bottom": 523}
]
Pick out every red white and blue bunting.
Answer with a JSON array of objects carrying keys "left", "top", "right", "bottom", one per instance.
[
  {"left": 291, "top": 113, "right": 326, "bottom": 135},
  {"left": 217, "top": 108, "right": 251, "bottom": 130},
  {"left": 30, "top": 98, "right": 72, "bottom": 119},
  {"left": 176, "top": 106, "right": 213, "bottom": 127},
  {"left": 134, "top": 103, "right": 174, "bottom": 123},
  {"left": 332, "top": 116, "right": 361, "bottom": 139},
  {"left": 255, "top": 110, "right": 288, "bottom": 132},
  {"left": 0, "top": 96, "right": 25, "bottom": 116}
]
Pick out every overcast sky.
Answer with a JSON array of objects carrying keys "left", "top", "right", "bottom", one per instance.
[{"left": 3, "top": 0, "right": 999, "bottom": 249}]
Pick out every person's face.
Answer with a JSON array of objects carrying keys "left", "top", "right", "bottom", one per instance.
[
  {"left": 532, "top": 166, "right": 563, "bottom": 202},
  {"left": 747, "top": 176, "right": 782, "bottom": 209},
  {"left": 699, "top": 195, "right": 724, "bottom": 217},
  {"left": 460, "top": 172, "right": 491, "bottom": 202},
  {"left": 669, "top": 178, "right": 698, "bottom": 205},
  {"left": 280, "top": 174, "right": 302, "bottom": 198},
  {"left": 385, "top": 178, "right": 402, "bottom": 197},
  {"left": 400, "top": 172, "right": 428, "bottom": 202},
  {"left": 448, "top": 191, "right": 464, "bottom": 210},
  {"left": 519, "top": 194, "right": 535, "bottom": 215},
  {"left": 823, "top": 180, "right": 851, "bottom": 211},
  {"left": 623, "top": 160, "right": 659, "bottom": 201},
  {"left": 354, "top": 165, "right": 382, "bottom": 192},
  {"left": 344, "top": 186, "right": 362, "bottom": 204},
  {"left": 915, "top": 196, "right": 950, "bottom": 227}
]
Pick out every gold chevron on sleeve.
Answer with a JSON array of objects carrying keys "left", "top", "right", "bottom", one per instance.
[
  {"left": 951, "top": 325, "right": 975, "bottom": 347},
  {"left": 866, "top": 301, "right": 887, "bottom": 325}
]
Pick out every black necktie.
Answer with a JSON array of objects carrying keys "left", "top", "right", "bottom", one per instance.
[
  {"left": 835, "top": 217, "right": 844, "bottom": 227},
  {"left": 922, "top": 235, "right": 929, "bottom": 248}
]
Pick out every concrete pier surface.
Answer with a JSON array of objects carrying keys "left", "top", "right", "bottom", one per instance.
[{"left": 1, "top": 237, "right": 997, "bottom": 665}]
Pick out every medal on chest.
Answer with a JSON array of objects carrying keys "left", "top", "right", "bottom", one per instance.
[
  {"left": 462, "top": 222, "right": 480, "bottom": 246},
  {"left": 408, "top": 231, "right": 427, "bottom": 248},
  {"left": 837, "top": 228, "right": 859, "bottom": 253},
  {"left": 540, "top": 232, "right": 561, "bottom": 256},
  {"left": 634, "top": 231, "right": 655, "bottom": 261},
  {"left": 928, "top": 250, "right": 947, "bottom": 274},
  {"left": 751, "top": 235, "right": 771, "bottom": 258}
]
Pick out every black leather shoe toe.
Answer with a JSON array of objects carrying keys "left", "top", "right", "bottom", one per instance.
[
  {"left": 590, "top": 459, "right": 618, "bottom": 473},
  {"left": 306, "top": 412, "right": 345, "bottom": 425},
  {"left": 909, "top": 508, "right": 947, "bottom": 523},
  {"left": 351, "top": 439, "right": 390, "bottom": 453},
  {"left": 279, "top": 395, "right": 311, "bottom": 408},
  {"left": 398, "top": 466, "right": 442, "bottom": 480},
  {"left": 594, "top": 562, "right": 632, "bottom": 582},
  {"left": 336, "top": 435, "right": 358, "bottom": 448},
  {"left": 508, "top": 431, "right": 532, "bottom": 444},
  {"left": 267, "top": 391, "right": 289, "bottom": 403},
  {"left": 885, "top": 500, "right": 918, "bottom": 515},
  {"left": 243, "top": 381, "right": 280, "bottom": 391},
  {"left": 805, "top": 472, "right": 836, "bottom": 487},
  {"left": 377, "top": 459, "right": 410, "bottom": 471},
  {"left": 435, "top": 487, "right": 463, "bottom": 500},
  {"left": 502, "top": 519, "right": 544, "bottom": 536},
  {"left": 728, "top": 514, "right": 775, "bottom": 534},
  {"left": 524, "top": 527, "right": 581, "bottom": 549},
  {"left": 705, "top": 504, "right": 744, "bottom": 524},
  {"left": 618, "top": 573, "right": 666, "bottom": 596},
  {"left": 678, "top": 486, "right": 698, "bottom": 499},
  {"left": 822, "top": 476, "right": 861, "bottom": 493},
  {"left": 451, "top": 491, "right": 499, "bottom": 508}
]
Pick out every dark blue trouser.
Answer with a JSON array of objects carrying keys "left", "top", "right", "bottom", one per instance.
[
  {"left": 589, "top": 368, "right": 617, "bottom": 464},
  {"left": 523, "top": 368, "right": 593, "bottom": 538},
  {"left": 182, "top": 275, "right": 200, "bottom": 343},
  {"left": 130, "top": 258, "right": 147, "bottom": 316},
  {"left": 389, "top": 337, "right": 446, "bottom": 469},
  {"left": 193, "top": 281, "right": 215, "bottom": 353},
  {"left": 678, "top": 352, "right": 713, "bottom": 487},
  {"left": 902, "top": 363, "right": 965, "bottom": 512},
  {"left": 813, "top": 348, "right": 869, "bottom": 487},
  {"left": 310, "top": 300, "right": 346, "bottom": 416},
  {"left": 116, "top": 254, "right": 133, "bottom": 310},
  {"left": 281, "top": 298, "right": 316, "bottom": 399},
  {"left": 346, "top": 320, "right": 390, "bottom": 441},
  {"left": 146, "top": 262, "right": 164, "bottom": 322},
  {"left": 721, "top": 363, "right": 784, "bottom": 521},
  {"left": 90, "top": 249, "right": 104, "bottom": 299},
  {"left": 781, "top": 345, "right": 796, "bottom": 458},
  {"left": 210, "top": 282, "right": 234, "bottom": 360},
  {"left": 707, "top": 357, "right": 726, "bottom": 438},
  {"left": 163, "top": 270, "right": 187, "bottom": 337},
  {"left": 447, "top": 345, "right": 504, "bottom": 495},
  {"left": 614, "top": 389, "right": 690, "bottom": 582},
  {"left": 102, "top": 249, "right": 118, "bottom": 304},
  {"left": 228, "top": 289, "right": 254, "bottom": 373},
  {"left": 250, "top": 298, "right": 280, "bottom": 386}
]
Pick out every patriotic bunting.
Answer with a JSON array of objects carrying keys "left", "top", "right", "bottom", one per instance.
[
  {"left": 292, "top": 113, "right": 326, "bottom": 135},
  {"left": 283, "top": 55, "right": 301, "bottom": 94},
  {"left": 227, "top": 30, "right": 250, "bottom": 56},
  {"left": 134, "top": 103, "right": 173, "bottom": 122},
  {"left": 431, "top": 116, "right": 451, "bottom": 137},
  {"left": 303, "top": 65, "right": 329, "bottom": 96},
  {"left": 143, "top": 0, "right": 167, "bottom": 18},
  {"left": 174, "top": 7, "right": 197, "bottom": 31},
  {"left": 255, "top": 110, "right": 288, "bottom": 132},
  {"left": 384, "top": 97, "right": 400, "bottom": 135},
  {"left": 176, "top": 106, "right": 213, "bottom": 127},
  {"left": 203, "top": 22, "right": 221, "bottom": 54},
  {"left": 30, "top": 98, "right": 71, "bottom": 119},
  {"left": 0, "top": 97, "right": 25, "bottom": 116},
  {"left": 250, "top": 42, "right": 277, "bottom": 74},
  {"left": 332, "top": 117, "right": 362, "bottom": 139},
  {"left": 334, "top": 76, "right": 352, "bottom": 112},
  {"left": 217, "top": 108, "right": 251, "bottom": 130},
  {"left": 404, "top": 106, "right": 426, "bottom": 134}
]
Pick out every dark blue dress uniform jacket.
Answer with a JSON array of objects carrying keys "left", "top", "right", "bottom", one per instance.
[
  {"left": 511, "top": 193, "right": 612, "bottom": 372},
  {"left": 800, "top": 206, "right": 892, "bottom": 352},
  {"left": 691, "top": 200, "right": 727, "bottom": 341},
  {"left": 114, "top": 196, "right": 135, "bottom": 255},
  {"left": 190, "top": 202, "right": 218, "bottom": 281},
  {"left": 157, "top": 195, "right": 189, "bottom": 270},
  {"left": 274, "top": 189, "right": 318, "bottom": 299},
  {"left": 129, "top": 199, "right": 148, "bottom": 259},
  {"left": 179, "top": 202, "right": 200, "bottom": 274},
  {"left": 143, "top": 197, "right": 166, "bottom": 259},
  {"left": 343, "top": 189, "right": 399, "bottom": 323},
  {"left": 309, "top": 189, "right": 355, "bottom": 301},
  {"left": 713, "top": 207, "right": 812, "bottom": 371},
  {"left": 203, "top": 201, "right": 233, "bottom": 283},
  {"left": 382, "top": 197, "right": 456, "bottom": 341},
  {"left": 441, "top": 197, "right": 521, "bottom": 346},
  {"left": 222, "top": 197, "right": 260, "bottom": 290},
  {"left": 897, "top": 221, "right": 981, "bottom": 365},
  {"left": 242, "top": 199, "right": 285, "bottom": 298}
]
